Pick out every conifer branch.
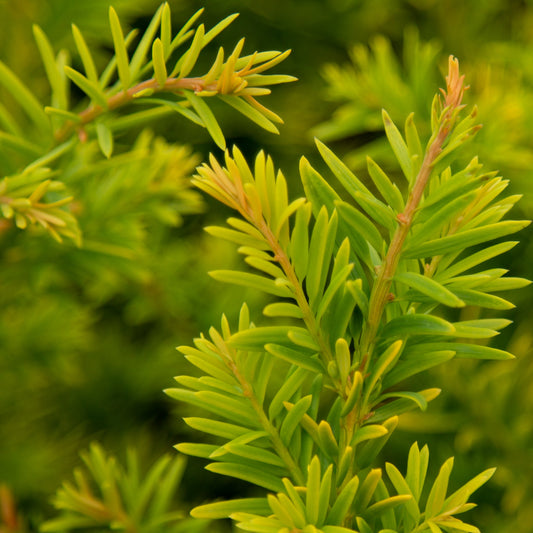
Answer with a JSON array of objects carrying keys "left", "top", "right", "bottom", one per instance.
[
  {"left": 362, "top": 57, "right": 472, "bottom": 361},
  {"left": 257, "top": 218, "right": 337, "bottom": 369},
  {"left": 0, "top": 4, "right": 293, "bottom": 243},
  {"left": 54, "top": 76, "right": 209, "bottom": 142},
  {"left": 54, "top": 54, "right": 292, "bottom": 144},
  {"left": 194, "top": 153, "right": 340, "bottom": 385},
  {"left": 228, "top": 355, "right": 306, "bottom": 486}
]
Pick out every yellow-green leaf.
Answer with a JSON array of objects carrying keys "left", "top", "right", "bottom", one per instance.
[
  {"left": 183, "top": 91, "right": 225, "bottom": 149},
  {"left": 96, "top": 122, "right": 113, "bottom": 159},
  {"left": 382, "top": 109, "right": 413, "bottom": 182},
  {"left": 395, "top": 272, "right": 465, "bottom": 308},
  {"left": 109, "top": 6, "right": 130, "bottom": 91},
  {"left": 265, "top": 344, "right": 322, "bottom": 373},
  {"left": 33, "top": 25, "right": 67, "bottom": 109},
  {"left": 64, "top": 66, "right": 108, "bottom": 108},
  {"left": 381, "top": 315, "right": 455, "bottom": 340},
  {"left": 0, "top": 60, "right": 50, "bottom": 134},
  {"left": 152, "top": 38, "right": 167, "bottom": 86},
  {"left": 219, "top": 95, "right": 280, "bottom": 134},
  {"left": 178, "top": 24, "right": 205, "bottom": 78},
  {"left": 191, "top": 498, "right": 270, "bottom": 519},
  {"left": 71, "top": 24, "right": 98, "bottom": 83}
]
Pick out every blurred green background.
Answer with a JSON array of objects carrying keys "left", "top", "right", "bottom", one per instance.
[{"left": 0, "top": 0, "right": 532, "bottom": 531}]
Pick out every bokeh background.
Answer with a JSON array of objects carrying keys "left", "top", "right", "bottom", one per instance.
[{"left": 1, "top": 0, "right": 532, "bottom": 531}]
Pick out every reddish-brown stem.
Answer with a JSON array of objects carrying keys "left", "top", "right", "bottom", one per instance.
[
  {"left": 0, "top": 485, "right": 19, "bottom": 531},
  {"left": 54, "top": 76, "right": 216, "bottom": 143},
  {"left": 361, "top": 57, "right": 467, "bottom": 364}
]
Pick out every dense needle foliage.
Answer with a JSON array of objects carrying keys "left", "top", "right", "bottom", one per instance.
[
  {"left": 162, "top": 57, "right": 529, "bottom": 533},
  {"left": 0, "top": 2, "right": 531, "bottom": 533}
]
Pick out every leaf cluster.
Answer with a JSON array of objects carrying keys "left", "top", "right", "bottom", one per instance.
[
  {"left": 0, "top": 2, "right": 293, "bottom": 243},
  {"left": 314, "top": 28, "right": 533, "bottom": 190},
  {"left": 2, "top": 4, "right": 529, "bottom": 533},
  {"left": 311, "top": 21, "right": 533, "bottom": 529},
  {"left": 41, "top": 443, "right": 209, "bottom": 533},
  {"left": 0, "top": 4, "right": 290, "bottom": 517},
  {"left": 166, "top": 58, "right": 529, "bottom": 532}
]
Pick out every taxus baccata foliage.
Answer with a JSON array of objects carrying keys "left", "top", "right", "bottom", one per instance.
[
  {"left": 314, "top": 29, "right": 533, "bottom": 192},
  {"left": 0, "top": 3, "right": 292, "bottom": 532},
  {"left": 1, "top": 4, "right": 529, "bottom": 533},
  {"left": 40, "top": 444, "right": 207, "bottom": 533},
  {"left": 0, "top": 3, "right": 294, "bottom": 243},
  {"left": 165, "top": 57, "right": 530, "bottom": 533},
  {"left": 314, "top": 27, "right": 533, "bottom": 531}
]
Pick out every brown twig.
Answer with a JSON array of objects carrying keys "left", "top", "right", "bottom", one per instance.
[{"left": 54, "top": 76, "right": 215, "bottom": 143}]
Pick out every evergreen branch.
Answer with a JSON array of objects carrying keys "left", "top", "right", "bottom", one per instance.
[
  {"left": 50, "top": 55, "right": 293, "bottom": 147},
  {"left": 257, "top": 215, "right": 337, "bottom": 370},
  {"left": 361, "top": 57, "right": 472, "bottom": 361},
  {"left": 422, "top": 171, "right": 514, "bottom": 278},
  {"left": 170, "top": 312, "right": 307, "bottom": 487},
  {"left": 194, "top": 151, "right": 341, "bottom": 386},
  {"left": 50, "top": 8, "right": 294, "bottom": 145},
  {"left": 53, "top": 73, "right": 258, "bottom": 143},
  {"left": 217, "top": 334, "right": 306, "bottom": 486},
  {"left": 41, "top": 444, "right": 192, "bottom": 533},
  {"left": 0, "top": 171, "right": 80, "bottom": 243},
  {"left": 0, "top": 5, "right": 293, "bottom": 245}
]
